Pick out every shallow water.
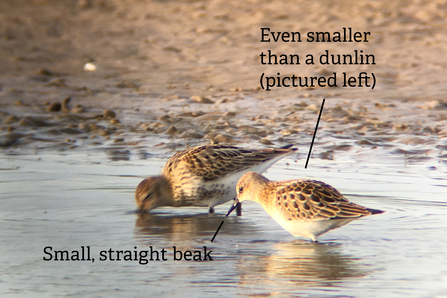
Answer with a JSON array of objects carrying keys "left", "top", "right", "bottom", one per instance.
[
  {"left": 1, "top": 0, "right": 447, "bottom": 296},
  {"left": 1, "top": 151, "right": 446, "bottom": 297}
]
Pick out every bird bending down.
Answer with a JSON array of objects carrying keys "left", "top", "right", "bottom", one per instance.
[
  {"left": 135, "top": 144, "right": 296, "bottom": 215},
  {"left": 227, "top": 172, "right": 383, "bottom": 241}
]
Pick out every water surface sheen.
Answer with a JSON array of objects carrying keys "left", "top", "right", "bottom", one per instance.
[{"left": 0, "top": 153, "right": 446, "bottom": 297}]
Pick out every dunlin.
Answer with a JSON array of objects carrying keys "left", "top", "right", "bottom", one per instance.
[
  {"left": 227, "top": 172, "right": 383, "bottom": 241},
  {"left": 135, "top": 145, "right": 296, "bottom": 214}
]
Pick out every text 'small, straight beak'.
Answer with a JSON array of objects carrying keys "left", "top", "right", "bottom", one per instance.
[{"left": 226, "top": 199, "right": 241, "bottom": 217}]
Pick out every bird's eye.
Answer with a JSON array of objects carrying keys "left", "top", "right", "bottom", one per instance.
[
  {"left": 238, "top": 186, "right": 244, "bottom": 193},
  {"left": 143, "top": 192, "right": 152, "bottom": 202}
]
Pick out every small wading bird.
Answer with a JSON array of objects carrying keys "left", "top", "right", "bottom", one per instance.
[
  {"left": 135, "top": 144, "right": 296, "bottom": 215},
  {"left": 227, "top": 172, "right": 383, "bottom": 241}
]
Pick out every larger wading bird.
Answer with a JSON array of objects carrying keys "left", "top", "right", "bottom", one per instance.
[{"left": 135, "top": 144, "right": 296, "bottom": 215}]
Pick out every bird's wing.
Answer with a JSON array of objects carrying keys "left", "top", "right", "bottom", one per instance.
[
  {"left": 163, "top": 145, "right": 295, "bottom": 181},
  {"left": 272, "top": 179, "right": 373, "bottom": 221}
]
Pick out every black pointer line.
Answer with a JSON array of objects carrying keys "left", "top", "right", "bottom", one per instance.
[
  {"left": 210, "top": 220, "right": 224, "bottom": 242},
  {"left": 305, "top": 98, "right": 325, "bottom": 169}
]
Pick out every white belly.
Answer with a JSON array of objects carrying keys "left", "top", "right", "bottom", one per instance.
[{"left": 267, "top": 208, "right": 355, "bottom": 241}]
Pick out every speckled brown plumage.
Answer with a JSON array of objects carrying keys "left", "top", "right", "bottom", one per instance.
[
  {"left": 227, "top": 172, "right": 383, "bottom": 241},
  {"left": 165, "top": 145, "right": 293, "bottom": 181},
  {"left": 271, "top": 179, "right": 374, "bottom": 220},
  {"left": 135, "top": 145, "right": 296, "bottom": 213}
]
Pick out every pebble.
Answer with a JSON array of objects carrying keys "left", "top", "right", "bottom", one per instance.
[
  {"left": 103, "top": 109, "right": 116, "bottom": 119},
  {"left": 305, "top": 104, "right": 319, "bottom": 112},
  {"left": 229, "top": 87, "right": 242, "bottom": 92},
  {"left": 422, "top": 100, "right": 447, "bottom": 110},
  {"left": 421, "top": 126, "right": 434, "bottom": 134},
  {"left": 4, "top": 132, "right": 26, "bottom": 140},
  {"left": 106, "top": 149, "right": 130, "bottom": 161},
  {"left": 35, "top": 68, "right": 54, "bottom": 76},
  {"left": 190, "top": 96, "right": 214, "bottom": 104},
  {"left": 71, "top": 106, "right": 86, "bottom": 113},
  {"left": 213, "top": 134, "right": 234, "bottom": 143},
  {"left": 342, "top": 115, "right": 363, "bottom": 122},
  {"left": 151, "top": 122, "right": 164, "bottom": 128},
  {"left": 320, "top": 150, "right": 334, "bottom": 160},
  {"left": 46, "top": 128, "right": 62, "bottom": 135},
  {"left": 60, "top": 127, "right": 83, "bottom": 134},
  {"left": 89, "top": 123, "right": 105, "bottom": 131},
  {"left": 4, "top": 115, "right": 19, "bottom": 124},
  {"left": 166, "top": 125, "right": 178, "bottom": 135},
  {"left": 295, "top": 101, "right": 308, "bottom": 107},
  {"left": 259, "top": 138, "right": 274, "bottom": 145},
  {"left": 78, "top": 123, "right": 92, "bottom": 132},
  {"left": 46, "top": 78, "right": 67, "bottom": 87},
  {"left": 355, "top": 140, "right": 376, "bottom": 146},
  {"left": 180, "top": 131, "right": 204, "bottom": 139},
  {"left": 437, "top": 128, "right": 447, "bottom": 136},
  {"left": 330, "top": 106, "right": 349, "bottom": 118},
  {"left": 46, "top": 102, "right": 61, "bottom": 112},
  {"left": 62, "top": 97, "right": 71, "bottom": 112},
  {"left": 176, "top": 111, "right": 205, "bottom": 117},
  {"left": 0, "top": 139, "right": 19, "bottom": 148},
  {"left": 115, "top": 81, "right": 140, "bottom": 89},
  {"left": 196, "top": 114, "right": 222, "bottom": 121},
  {"left": 139, "top": 123, "right": 152, "bottom": 131},
  {"left": 393, "top": 124, "right": 408, "bottom": 132},
  {"left": 215, "top": 98, "right": 229, "bottom": 104},
  {"left": 18, "top": 117, "right": 49, "bottom": 127},
  {"left": 84, "top": 62, "right": 97, "bottom": 71},
  {"left": 98, "top": 130, "right": 110, "bottom": 137},
  {"left": 280, "top": 129, "right": 292, "bottom": 135},
  {"left": 158, "top": 115, "right": 171, "bottom": 122}
]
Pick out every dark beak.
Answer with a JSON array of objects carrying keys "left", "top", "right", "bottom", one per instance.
[{"left": 226, "top": 199, "right": 241, "bottom": 217}]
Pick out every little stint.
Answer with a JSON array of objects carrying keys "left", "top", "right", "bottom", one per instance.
[{"left": 227, "top": 172, "right": 383, "bottom": 241}]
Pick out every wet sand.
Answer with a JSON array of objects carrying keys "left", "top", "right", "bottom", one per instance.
[
  {"left": 1, "top": 0, "right": 447, "bottom": 296},
  {"left": 1, "top": 0, "right": 446, "bottom": 159}
]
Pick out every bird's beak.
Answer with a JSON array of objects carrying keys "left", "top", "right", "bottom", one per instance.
[{"left": 226, "top": 199, "right": 241, "bottom": 217}]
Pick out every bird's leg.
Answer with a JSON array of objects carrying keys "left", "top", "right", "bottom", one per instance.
[
  {"left": 236, "top": 202, "right": 242, "bottom": 216},
  {"left": 208, "top": 206, "right": 215, "bottom": 214}
]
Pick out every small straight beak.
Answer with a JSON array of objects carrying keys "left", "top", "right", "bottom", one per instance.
[{"left": 226, "top": 199, "right": 241, "bottom": 217}]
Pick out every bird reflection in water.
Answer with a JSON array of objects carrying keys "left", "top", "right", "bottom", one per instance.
[
  {"left": 134, "top": 211, "right": 257, "bottom": 243},
  {"left": 135, "top": 211, "right": 219, "bottom": 241},
  {"left": 233, "top": 241, "right": 367, "bottom": 289},
  {"left": 134, "top": 212, "right": 369, "bottom": 291}
]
